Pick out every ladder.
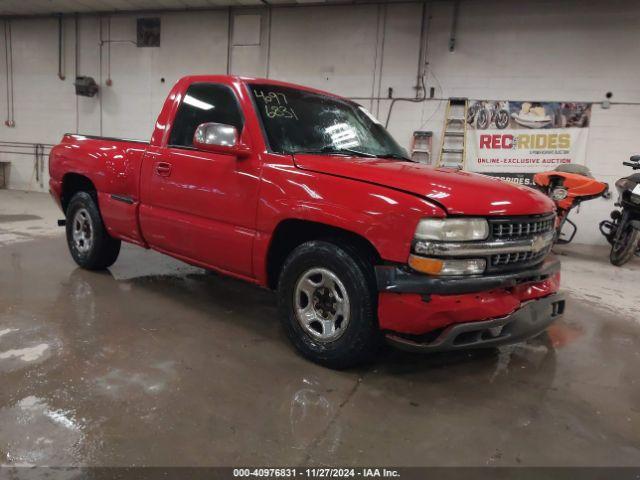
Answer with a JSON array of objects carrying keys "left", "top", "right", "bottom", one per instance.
[
  {"left": 437, "top": 97, "right": 468, "bottom": 169},
  {"left": 409, "top": 131, "right": 433, "bottom": 164}
]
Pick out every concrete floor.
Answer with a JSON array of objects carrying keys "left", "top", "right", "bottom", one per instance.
[{"left": 1, "top": 190, "right": 640, "bottom": 467}]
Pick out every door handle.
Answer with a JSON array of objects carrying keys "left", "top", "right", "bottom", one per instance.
[{"left": 155, "top": 162, "right": 172, "bottom": 177}]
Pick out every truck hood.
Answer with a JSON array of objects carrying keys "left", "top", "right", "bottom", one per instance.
[{"left": 293, "top": 154, "right": 555, "bottom": 216}]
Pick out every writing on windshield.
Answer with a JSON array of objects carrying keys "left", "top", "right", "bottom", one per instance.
[{"left": 250, "top": 84, "right": 408, "bottom": 160}]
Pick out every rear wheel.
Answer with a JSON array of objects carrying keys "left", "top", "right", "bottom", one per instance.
[
  {"left": 495, "top": 109, "right": 510, "bottom": 129},
  {"left": 277, "top": 240, "right": 380, "bottom": 369},
  {"left": 610, "top": 225, "right": 640, "bottom": 266},
  {"left": 476, "top": 108, "right": 490, "bottom": 129},
  {"left": 66, "top": 192, "right": 121, "bottom": 270}
]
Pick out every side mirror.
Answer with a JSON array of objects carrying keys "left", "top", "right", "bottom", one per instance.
[
  {"left": 630, "top": 155, "right": 640, "bottom": 162},
  {"left": 193, "top": 122, "right": 251, "bottom": 157}
]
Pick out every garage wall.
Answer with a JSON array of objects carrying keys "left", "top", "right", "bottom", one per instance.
[
  {"left": 405, "top": 0, "right": 640, "bottom": 245},
  {"left": 0, "top": 0, "right": 638, "bottom": 245},
  {"left": 0, "top": 11, "right": 231, "bottom": 192}
]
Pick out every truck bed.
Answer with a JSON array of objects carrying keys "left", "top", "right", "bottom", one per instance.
[
  {"left": 49, "top": 133, "right": 151, "bottom": 245},
  {"left": 64, "top": 133, "right": 149, "bottom": 145}
]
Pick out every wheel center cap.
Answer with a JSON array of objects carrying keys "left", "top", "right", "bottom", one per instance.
[{"left": 313, "top": 287, "right": 336, "bottom": 317}]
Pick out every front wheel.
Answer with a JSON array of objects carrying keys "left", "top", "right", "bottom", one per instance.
[
  {"left": 495, "top": 109, "right": 510, "bottom": 129},
  {"left": 476, "top": 108, "right": 490, "bottom": 129},
  {"left": 610, "top": 225, "right": 640, "bottom": 266},
  {"left": 66, "top": 192, "right": 121, "bottom": 270},
  {"left": 277, "top": 240, "right": 381, "bottom": 369}
]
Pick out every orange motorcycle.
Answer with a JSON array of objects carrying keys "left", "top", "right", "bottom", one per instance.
[{"left": 533, "top": 164, "right": 609, "bottom": 244}]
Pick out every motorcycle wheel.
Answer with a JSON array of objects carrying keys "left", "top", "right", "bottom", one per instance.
[
  {"left": 496, "top": 110, "right": 510, "bottom": 129},
  {"left": 610, "top": 225, "right": 640, "bottom": 266},
  {"left": 466, "top": 107, "right": 476, "bottom": 125},
  {"left": 599, "top": 220, "right": 615, "bottom": 245},
  {"left": 477, "top": 109, "right": 490, "bottom": 129}
]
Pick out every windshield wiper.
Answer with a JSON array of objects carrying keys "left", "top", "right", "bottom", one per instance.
[
  {"left": 320, "top": 146, "right": 380, "bottom": 158},
  {"left": 375, "top": 153, "right": 413, "bottom": 161},
  {"left": 289, "top": 147, "right": 413, "bottom": 161},
  {"left": 292, "top": 146, "right": 378, "bottom": 158}
]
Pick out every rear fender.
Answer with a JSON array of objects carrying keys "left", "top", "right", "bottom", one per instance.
[{"left": 50, "top": 135, "right": 148, "bottom": 245}]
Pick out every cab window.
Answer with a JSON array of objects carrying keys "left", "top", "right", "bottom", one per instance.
[{"left": 169, "top": 83, "right": 244, "bottom": 148}]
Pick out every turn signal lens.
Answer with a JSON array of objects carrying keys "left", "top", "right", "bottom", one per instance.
[
  {"left": 408, "top": 255, "right": 486, "bottom": 276},
  {"left": 408, "top": 255, "right": 444, "bottom": 274}
]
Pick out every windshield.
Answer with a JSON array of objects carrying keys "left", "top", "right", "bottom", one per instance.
[{"left": 249, "top": 84, "right": 409, "bottom": 160}]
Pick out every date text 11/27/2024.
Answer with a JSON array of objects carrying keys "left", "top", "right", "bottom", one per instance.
[{"left": 233, "top": 468, "right": 401, "bottom": 478}]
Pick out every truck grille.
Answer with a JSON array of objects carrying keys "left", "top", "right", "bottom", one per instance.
[
  {"left": 491, "top": 247, "right": 550, "bottom": 268},
  {"left": 410, "top": 213, "right": 557, "bottom": 275},
  {"left": 491, "top": 215, "right": 555, "bottom": 240},
  {"left": 486, "top": 214, "right": 556, "bottom": 272}
]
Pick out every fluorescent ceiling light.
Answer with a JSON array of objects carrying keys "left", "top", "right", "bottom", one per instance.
[{"left": 184, "top": 94, "right": 214, "bottom": 111}]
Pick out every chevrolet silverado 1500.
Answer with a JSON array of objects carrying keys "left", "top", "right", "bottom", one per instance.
[{"left": 49, "top": 75, "right": 565, "bottom": 368}]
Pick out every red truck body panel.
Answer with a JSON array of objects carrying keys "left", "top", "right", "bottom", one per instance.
[
  {"left": 49, "top": 74, "right": 560, "bottom": 337},
  {"left": 293, "top": 154, "right": 554, "bottom": 216}
]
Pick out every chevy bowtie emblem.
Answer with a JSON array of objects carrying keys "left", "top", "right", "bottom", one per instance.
[{"left": 531, "top": 235, "right": 548, "bottom": 253}]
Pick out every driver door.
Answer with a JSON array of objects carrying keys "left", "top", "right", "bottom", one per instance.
[{"left": 139, "top": 82, "right": 261, "bottom": 277}]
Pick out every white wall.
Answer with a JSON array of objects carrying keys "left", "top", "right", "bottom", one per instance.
[
  {"left": 406, "top": 0, "right": 640, "bottom": 245},
  {"left": 0, "top": 0, "right": 638, "bottom": 245}
]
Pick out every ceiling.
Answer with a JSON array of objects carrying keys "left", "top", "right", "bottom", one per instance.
[{"left": 0, "top": 0, "right": 411, "bottom": 16}]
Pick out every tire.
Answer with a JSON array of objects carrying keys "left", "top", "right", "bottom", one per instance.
[
  {"left": 466, "top": 106, "right": 477, "bottom": 125},
  {"left": 610, "top": 225, "right": 640, "bottom": 266},
  {"left": 496, "top": 109, "right": 509, "bottom": 129},
  {"left": 65, "top": 191, "right": 121, "bottom": 270},
  {"left": 476, "top": 108, "right": 490, "bottom": 129},
  {"left": 277, "top": 240, "right": 381, "bottom": 369}
]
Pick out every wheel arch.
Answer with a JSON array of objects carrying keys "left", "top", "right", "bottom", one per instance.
[
  {"left": 265, "top": 219, "right": 382, "bottom": 290},
  {"left": 61, "top": 173, "right": 97, "bottom": 213}
]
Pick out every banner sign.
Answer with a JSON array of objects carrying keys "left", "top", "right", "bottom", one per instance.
[{"left": 465, "top": 100, "right": 592, "bottom": 187}]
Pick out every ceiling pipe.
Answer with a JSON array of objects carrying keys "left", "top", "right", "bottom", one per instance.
[
  {"left": 4, "top": 19, "right": 15, "bottom": 127},
  {"left": 74, "top": 13, "right": 79, "bottom": 133},
  {"left": 448, "top": 0, "right": 459, "bottom": 52},
  {"left": 106, "top": 16, "right": 112, "bottom": 86},
  {"left": 414, "top": 1, "right": 429, "bottom": 98},
  {"left": 0, "top": 0, "right": 427, "bottom": 21},
  {"left": 58, "top": 14, "right": 66, "bottom": 80},
  {"left": 226, "top": 7, "right": 232, "bottom": 74},
  {"left": 74, "top": 13, "right": 79, "bottom": 78}
]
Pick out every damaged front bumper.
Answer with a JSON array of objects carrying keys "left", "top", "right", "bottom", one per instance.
[
  {"left": 385, "top": 292, "right": 565, "bottom": 352},
  {"left": 375, "top": 257, "right": 561, "bottom": 295}
]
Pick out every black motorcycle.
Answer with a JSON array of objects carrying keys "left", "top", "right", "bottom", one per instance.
[
  {"left": 466, "top": 101, "right": 510, "bottom": 130},
  {"left": 599, "top": 155, "right": 640, "bottom": 266}
]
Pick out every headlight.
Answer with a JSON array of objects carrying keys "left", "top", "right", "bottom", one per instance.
[
  {"left": 414, "top": 218, "right": 489, "bottom": 242},
  {"left": 408, "top": 255, "right": 486, "bottom": 276},
  {"left": 551, "top": 187, "right": 568, "bottom": 201}
]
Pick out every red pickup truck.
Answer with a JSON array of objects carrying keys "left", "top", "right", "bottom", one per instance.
[{"left": 49, "top": 75, "right": 565, "bottom": 368}]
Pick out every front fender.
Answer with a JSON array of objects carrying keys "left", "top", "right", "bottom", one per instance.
[{"left": 253, "top": 160, "right": 445, "bottom": 284}]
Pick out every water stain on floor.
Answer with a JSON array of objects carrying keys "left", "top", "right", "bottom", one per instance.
[
  {"left": 0, "top": 238, "right": 639, "bottom": 467},
  {"left": 0, "top": 214, "right": 42, "bottom": 223}
]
